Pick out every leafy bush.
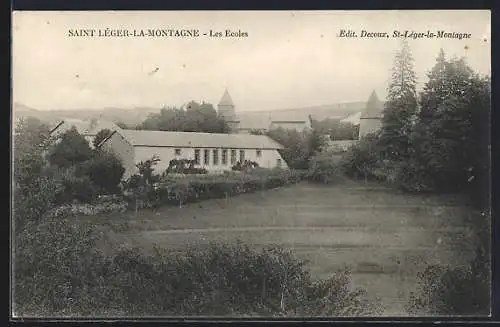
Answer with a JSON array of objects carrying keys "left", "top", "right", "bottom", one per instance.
[
  {"left": 14, "top": 219, "right": 107, "bottom": 316},
  {"left": 14, "top": 176, "right": 63, "bottom": 228},
  {"left": 307, "top": 151, "right": 343, "bottom": 184},
  {"left": 406, "top": 262, "right": 490, "bottom": 316},
  {"left": 339, "top": 133, "right": 381, "bottom": 182},
  {"left": 166, "top": 159, "right": 208, "bottom": 175},
  {"left": 78, "top": 152, "right": 125, "bottom": 194},
  {"left": 407, "top": 211, "right": 490, "bottom": 316},
  {"left": 15, "top": 229, "right": 378, "bottom": 317},
  {"left": 44, "top": 201, "right": 128, "bottom": 219},
  {"left": 232, "top": 160, "right": 259, "bottom": 171},
  {"left": 53, "top": 169, "right": 99, "bottom": 204},
  {"left": 129, "top": 169, "right": 306, "bottom": 209}
]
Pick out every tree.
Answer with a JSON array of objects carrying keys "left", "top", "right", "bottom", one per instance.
[
  {"left": 266, "top": 128, "right": 313, "bottom": 170},
  {"left": 93, "top": 129, "right": 113, "bottom": 148},
  {"left": 47, "top": 127, "right": 93, "bottom": 168},
  {"left": 79, "top": 152, "right": 125, "bottom": 194},
  {"left": 380, "top": 40, "right": 418, "bottom": 161},
  {"left": 13, "top": 117, "right": 62, "bottom": 229},
  {"left": 412, "top": 54, "right": 490, "bottom": 197},
  {"left": 340, "top": 133, "right": 381, "bottom": 183},
  {"left": 136, "top": 155, "right": 161, "bottom": 186},
  {"left": 13, "top": 117, "right": 54, "bottom": 191},
  {"left": 138, "top": 101, "right": 230, "bottom": 133},
  {"left": 124, "top": 155, "right": 161, "bottom": 215},
  {"left": 308, "top": 128, "right": 326, "bottom": 158}
]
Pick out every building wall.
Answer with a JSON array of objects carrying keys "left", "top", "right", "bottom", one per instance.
[
  {"left": 218, "top": 104, "right": 236, "bottom": 122},
  {"left": 100, "top": 132, "right": 137, "bottom": 179},
  {"left": 359, "top": 118, "right": 382, "bottom": 139},
  {"left": 134, "top": 146, "right": 288, "bottom": 175}
]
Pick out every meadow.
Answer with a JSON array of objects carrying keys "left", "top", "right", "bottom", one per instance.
[{"left": 76, "top": 179, "right": 477, "bottom": 316}]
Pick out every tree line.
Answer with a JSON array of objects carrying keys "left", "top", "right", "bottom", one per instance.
[
  {"left": 342, "top": 42, "right": 490, "bottom": 209},
  {"left": 339, "top": 41, "right": 490, "bottom": 315}
]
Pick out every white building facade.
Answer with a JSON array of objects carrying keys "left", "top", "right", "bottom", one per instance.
[{"left": 99, "top": 129, "right": 288, "bottom": 179}]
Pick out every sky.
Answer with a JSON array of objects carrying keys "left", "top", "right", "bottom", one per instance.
[{"left": 12, "top": 10, "right": 491, "bottom": 112}]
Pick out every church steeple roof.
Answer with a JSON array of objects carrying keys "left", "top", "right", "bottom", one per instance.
[
  {"left": 361, "top": 90, "right": 384, "bottom": 119},
  {"left": 218, "top": 88, "right": 234, "bottom": 107}
]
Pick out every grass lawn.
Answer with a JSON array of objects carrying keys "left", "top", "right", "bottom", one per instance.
[{"left": 77, "top": 179, "right": 478, "bottom": 316}]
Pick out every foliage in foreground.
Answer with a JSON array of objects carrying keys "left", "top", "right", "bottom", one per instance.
[
  {"left": 14, "top": 219, "right": 379, "bottom": 317},
  {"left": 406, "top": 212, "right": 491, "bottom": 316}
]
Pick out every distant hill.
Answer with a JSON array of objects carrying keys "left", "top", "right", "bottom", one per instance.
[
  {"left": 12, "top": 103, "right": 161, "bottom": 127},
  {"left": 12, "top": 101, "right": 366, "bottom": 128}
]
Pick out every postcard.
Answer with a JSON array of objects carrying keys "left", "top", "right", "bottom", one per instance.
[{"left": 11, "top": 10, "right": 491, "bottom": 319}]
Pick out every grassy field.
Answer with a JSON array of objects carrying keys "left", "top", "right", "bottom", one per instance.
[{"left": 78, "top": 179, "right": 477, "bottom": 316}]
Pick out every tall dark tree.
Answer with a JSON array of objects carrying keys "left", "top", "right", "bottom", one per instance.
[
  {"left": 411, "top": 53, "right": 490, "bottom": 200},
  {"left": 47, "top": 127, "right": 93, "bottom": 168},
  {"left": 380, "top": 40, "right": 418, "bottom": 161}
]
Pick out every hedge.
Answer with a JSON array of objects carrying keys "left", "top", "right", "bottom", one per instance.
[
  {"left": 14, "top": 220, "right": 377, "bottom": 317},
  {"left": 130, "top": 169, "right": 307, "bottom": 208}
]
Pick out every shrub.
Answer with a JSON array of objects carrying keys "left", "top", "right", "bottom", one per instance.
[
  {"left": 307, "top": 151, "right": 343, "bottom": 184},
  {"left": 13, "top": 176, "right": 63, "bottom": 228},
  {"left": 406, "top": 262, "right": 490, "bottom": 316},
  {"left": 407, "top": 212, "right": 491, "bottom": 316},
  {"left": 15, "top": 231, "right": 377, "bottom": 316},
  {"left": 232, "top": 160, "right": 259, "bottom": 171},
  {"left": 78, "top": 152, "right": 125, "bottom": 194},
  {"left": 125, "top": 168, "right": 306, "bottom": 209},
  {"left": 166, "top": 159, "right": 208, "bottom": 175},
  {"left": 54, "top": 169, "right": 99, "bottom": 204},
  {"left": 14, "top": 219, "right": 107, "bottom": 316},
  {"left": 339, "top": 133, "right": 381, "bottom": 182},
  {"left": 44, "top": 201, "right": 128, "bottom": 219}
]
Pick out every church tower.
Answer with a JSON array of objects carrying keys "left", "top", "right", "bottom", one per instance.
[
  {"left": 217, "top": 88, "right": 239, "bottom": 132},
  {"left": 359, "top": 90, "right": 384, "bottom": 139}
]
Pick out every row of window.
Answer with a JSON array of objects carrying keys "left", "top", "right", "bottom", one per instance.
[{"left": 175, "top": 148, "right": 262, "bottom": 165}]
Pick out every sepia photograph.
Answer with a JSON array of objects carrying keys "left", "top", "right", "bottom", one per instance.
[{"left": 11, "top": 10, "right": 491, "bottom": 318}]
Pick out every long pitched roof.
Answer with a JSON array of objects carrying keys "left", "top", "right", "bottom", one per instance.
[
  {"left": 235, "top": 101, "right": 365, "bottom": 130},
  {"left": 111, "top": 129, "right": 285, "bottom": 149}
]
